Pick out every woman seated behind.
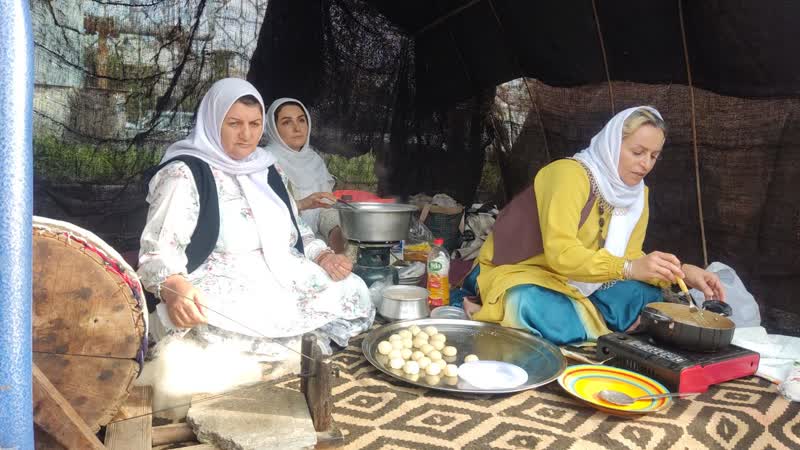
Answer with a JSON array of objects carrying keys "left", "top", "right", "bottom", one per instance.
[
  {"left": 138, "top": 78, "right": 374, "bottom": 358},
  {"left": 265, "top": 98, "right": 346, "bottom": 253},
  {"left": 463, "top": 106, "right": 725, "bottom": 345}
]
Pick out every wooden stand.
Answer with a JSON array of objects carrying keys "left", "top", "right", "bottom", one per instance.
[{"left": 300, "top": 334, "right": 343, "bottom": 447}]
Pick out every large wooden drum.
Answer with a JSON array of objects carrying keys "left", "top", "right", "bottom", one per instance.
[{"left": 32, "top": 216, "right": 148, "bottom": 432}]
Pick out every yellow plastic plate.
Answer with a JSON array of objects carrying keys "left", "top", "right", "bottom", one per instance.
[{"left": 558, "top": 364, "right": 672, "bottom": 415}]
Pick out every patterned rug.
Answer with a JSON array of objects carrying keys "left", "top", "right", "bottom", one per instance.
[{"left": 278, "top": 333, "right": 799, "bottom": 450}]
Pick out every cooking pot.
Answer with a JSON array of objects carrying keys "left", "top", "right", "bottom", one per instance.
[
  {"left": 335, "top": 202, "right": 417, "bottom": 242},
  {"left": 378, "top": 285, "right": 429, "bottom": 321},
  {"left": 641, "top": 302, "right": 735, "bottom": 352}
]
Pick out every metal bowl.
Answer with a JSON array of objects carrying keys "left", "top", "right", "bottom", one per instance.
[
  {"left": 335, "top": 202, "right": 417, "bottom": 242},
  {"left": 430, "top": 305, "right": 467, "bottom": 320},
  {"left": 378, "top": 285, "right": 429, "bottom": 321}
]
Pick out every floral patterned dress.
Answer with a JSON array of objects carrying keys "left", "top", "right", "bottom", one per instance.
[{"left": 138, "top": 162, "right": 374, "bottom": 357}]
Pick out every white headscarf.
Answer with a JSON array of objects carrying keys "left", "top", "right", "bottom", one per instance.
[
  {"left": 569, "top": 106, "right": 662, "bottom": 297},
  {"left": 158, "top": 78, "right": 315, "bottom": 295},
  {"left": 265, "top": 98, "right": 335, "bottom": 235}
]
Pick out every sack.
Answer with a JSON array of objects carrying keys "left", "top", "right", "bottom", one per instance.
[{"left": 689, "top": 262, "right": 761, "bottom": 327}]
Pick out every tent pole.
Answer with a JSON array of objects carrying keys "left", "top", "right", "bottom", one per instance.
[
  {"left": 591, "top": 0, "right": 616, "bottom": 114},
  {"left": 0, "top": 0, "right": 34, "bottom": 448},
  {"left": 678, "top": 0, "right": 710, "bottom": 267}
]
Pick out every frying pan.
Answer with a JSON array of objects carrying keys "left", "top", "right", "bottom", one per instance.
[{"left": 640, "top": 302, "right": 735, "bottom": 352}]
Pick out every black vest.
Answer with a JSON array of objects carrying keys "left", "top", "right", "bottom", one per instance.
[{"left": 143, "top": 156, "right": 304, "bottom": 312}]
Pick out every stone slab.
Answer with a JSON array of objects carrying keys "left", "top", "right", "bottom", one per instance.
[{"left": 187, "top": 384, "right": 316, "bottom": 450}]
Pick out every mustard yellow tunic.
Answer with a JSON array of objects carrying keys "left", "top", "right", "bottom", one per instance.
[{"left": 473, "top": 159, "right": 665, "bottom": 339}]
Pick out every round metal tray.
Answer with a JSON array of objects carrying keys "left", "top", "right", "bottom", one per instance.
[{"left": 362, "top": 318, "right": 566, "bottom": 394}]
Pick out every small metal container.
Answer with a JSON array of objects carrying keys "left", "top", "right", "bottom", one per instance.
[
  {"left": 430, "top": 305, "right": 467, "bottom": 320},
  {"left": 335, "top": 202, "right": 417, "bottom": 242},
  {"left": 378, "top": 285, "right": 429, "bottom": 321}
]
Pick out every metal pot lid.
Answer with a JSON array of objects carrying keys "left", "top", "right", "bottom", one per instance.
[
  {"left": 647, "top": 302, "right": 735, "bottom": 330},
  {"left": 334, "top": 202, "right": 418, "bottom": 213}
]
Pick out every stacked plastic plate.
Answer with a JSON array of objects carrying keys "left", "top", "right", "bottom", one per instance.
[{"left": 395, "top": 261, "right": 426, "bottom": 285}]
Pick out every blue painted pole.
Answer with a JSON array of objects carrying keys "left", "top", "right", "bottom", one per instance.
[{"left": 0, "top": 0, "right": 34, "bottom": 447}]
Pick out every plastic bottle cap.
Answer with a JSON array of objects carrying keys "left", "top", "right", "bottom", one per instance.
[{"left": 433, "top": 238, "right": 444, "bottom": 246}]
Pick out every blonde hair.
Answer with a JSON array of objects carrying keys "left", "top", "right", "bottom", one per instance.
[{"left": 622, "top": 108, "right": 667, "bottom": 140}]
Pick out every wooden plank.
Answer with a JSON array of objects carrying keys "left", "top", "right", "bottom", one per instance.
[
  {"left": 32, "top": 363, "right": 106, "bottom": 450},
  {"left": 152, "top": 423, "right": 195, "bottom": 446},
  {"left": 301, "top": 333, "right": 333, "bottom": 432},
  {"left": 34, "top": 352, "right": 139, "bottom": 431},
  {"left": 104, "top": 385, "right": 152, "bottom": 450}
]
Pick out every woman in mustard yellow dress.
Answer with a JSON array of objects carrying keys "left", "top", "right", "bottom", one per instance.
[{"left": 463, "top": 106, "right": 726, "bottom": 345}]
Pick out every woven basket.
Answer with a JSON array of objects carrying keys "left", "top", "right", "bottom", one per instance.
[{"left": 418, "top": 204, "right": 464, "bottom": 252}]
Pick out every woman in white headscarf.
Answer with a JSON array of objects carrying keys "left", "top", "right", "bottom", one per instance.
[
  {"left": 264, "top": 98, "right": 345, "bottom": 252},
  {"left": 463, "top": 107, "right": 725, "bottom": 345},
  {"left": 137, "top": 78, "right": 374, "bottom": 356}
]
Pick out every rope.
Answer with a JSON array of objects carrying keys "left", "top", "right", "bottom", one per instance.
[
  {"left": 591, "top": 0, "right": 615, "bottom": 114},
  {"left": 678, "top": 0, "right": 710, "bottom": 267}
]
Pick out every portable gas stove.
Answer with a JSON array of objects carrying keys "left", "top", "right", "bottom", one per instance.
[
  {"left": 597, "top": 332, "right": 759, "bottom": 393},
  {"left": 351, "top": 241, "right": 399, "bottom": 287}
]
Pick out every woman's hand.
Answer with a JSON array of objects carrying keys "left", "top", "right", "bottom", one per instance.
[
  {"left": 160, "top": 275, "right": 208, "bottom": 328},
  {"left": 682, "top": 264, "right": 726, "bottom": 301},
  {"left": 630, "top": 251, "right": 685, "bottom": 283},
  {"left": 297, "top": 192, "right": 337, "bottom": 211},
  {"left": 317, "top": 252, "right": 352, "bottom": 281}
]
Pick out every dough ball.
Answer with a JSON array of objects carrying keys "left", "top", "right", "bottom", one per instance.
[
  {"left": 416, "top": 331, "right": 430, "bottom": 341},
  {"left": 377, "top": 341, "right": 392, "bottom": 355},
  {"left": 376, "top": 354, "right": 389, "bottom": 366},
  {"left": 444, "top": 364, "right": 459, "bottom": 377},
  {"left": 425, "top": 375, "right": 441, "bottom": 385},
  {"left": 423, "top": 326, "right": 438, "bottom": 336},
  {"left": 400, "top": 348, "right": 413, "bottom": 360},
  {"left": 392, "top": 340, "right": 404, "bottom": 350},
  {"left": 464, "top": 354, "right": 479, "bottom": 363},
  {"left": 411, "top": 351, "right": 425, "bottom": 361},
  {"left": 443, "top": 376, "right": 459, "bottom": 386},
  {"left": 389, "top": 358, "right": 404, "bottom": 369},
  {"left": 421, "top": 344, "right": 435, "bottom": 355},
  {"left": 428, "top": 350, "right": 442, "bottom": 362},
  {"left": 443, "top": 355, "right": 457, "bottom": 364},
  {"left": 389, "top": 334, "right": 402, "bottom": 342},
  {"left": 442, "top": 346, "right": 457, "bottom": 357},
  {"left": 418, "top": 357, "right": 432, "bottom": 370},
  {"left": 403, "top": 360, "right": 420, "bottom": 375},
  {"left": 403, "top": 372, "right": 419, "bottom": 382},
  {"left": 431, "top": 340, "right": 445, "bottom": 351},
  {"left": 398, "top": 329, "right": 412, "bottom": 339},
  {"left": 434, "top": 359, "right": 447, "bottom": 371},
  {"left": 430, "top": 333, "right": 446, "bottom": 343},
  {"left": 412, "top": 337, "right": 427, "bottom": 349},
  {"left": 425, "top": 363, "right": 442, "bottom": 376},
  {"left": 409, "top": 325, "right": 421, "bottom": 336},
  {"left": 388, "top": 349, "right": 402, "bottom": 360},
  {"left": 402, "top": 339, "right": 413, "bottom": 349}
]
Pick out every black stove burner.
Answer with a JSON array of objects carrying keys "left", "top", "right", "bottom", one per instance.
[{"left": 350, "top": 240, "right": 399, "bottom": 287}]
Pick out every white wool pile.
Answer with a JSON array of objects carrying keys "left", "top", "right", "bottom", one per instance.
[{"left": 135, "top": 336, "right": 264, "bottom": 421}]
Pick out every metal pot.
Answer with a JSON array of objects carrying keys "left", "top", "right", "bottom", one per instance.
[
  {"left": 335, "top": 202, "right": 417, "bottom": 242},
  {"left": 641, "top": 302, "right": 735, "bottom": 352},
  {"left": 378, "top": 285, "right": 429, "bottom": 321}
]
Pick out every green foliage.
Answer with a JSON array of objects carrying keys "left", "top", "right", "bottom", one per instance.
[
  {"left": 323, "top": 152, "right": 378, "bottom": 188},
  {"left": 479, "top": 158, "right": 502, "bottom": 194},
  {"left": 34, "top": 135, "right": 163, "bottom": 183}
]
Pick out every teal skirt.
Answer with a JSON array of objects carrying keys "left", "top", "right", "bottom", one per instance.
[{"left": 462, "top": 267, "right": 662, "bottom": 345}]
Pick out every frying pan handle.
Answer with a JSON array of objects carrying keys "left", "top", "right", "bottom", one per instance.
[
  {"left": 642, "top": 306, "right": 672, "bottom": 323},
  {"left": 702, "top": 300, "right": 733, "bottom": 317}
]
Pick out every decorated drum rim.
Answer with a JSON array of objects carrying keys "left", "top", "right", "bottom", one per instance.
[{"left": 32, "top": 215, "right": 148, "bottom": 370}]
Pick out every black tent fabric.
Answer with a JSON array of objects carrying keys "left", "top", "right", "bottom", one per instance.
[{"left": 248, "top": 0, "right": 800, "bottom": 333}]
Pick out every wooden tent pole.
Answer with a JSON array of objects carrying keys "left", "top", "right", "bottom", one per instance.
[
  {"left": 678, "top": 0, "right": 710, "bottom": 267},
  {"left": 591, "top": 0, "right": 616, "bottom": 114}
]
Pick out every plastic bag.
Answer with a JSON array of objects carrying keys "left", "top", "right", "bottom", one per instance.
[
  {"left": 368, "top": 273, "right": 396, "bottom": 309},
  {"left": 408, "top": 215, "right": 433, "bottom": 244},
  {"left": 688, "top": 262, "right": 761, "bottom": 327}
]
